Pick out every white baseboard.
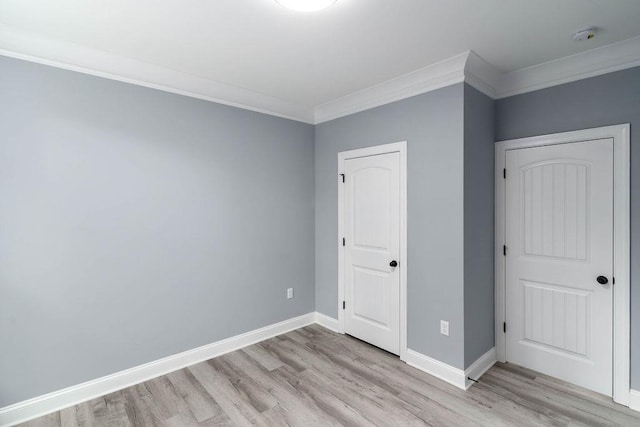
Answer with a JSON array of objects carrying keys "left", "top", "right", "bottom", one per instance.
[
  {"left": 464, "top": 347, "right": 497, "bottom": 390},
  {"left": 405, "top": 349, "right": 467, "bottom": 389},
  {"left": 404, "top": 347, "right": 496, "bottom": 391},
  {"left": 629, "top": 389, "right": 640, "bottom": 413},
  {"left": 0, "top": 312, "right": 315, "bottom": 427},
  {"left": 314, "top": 312, "right": 341, "bottom": 333}
]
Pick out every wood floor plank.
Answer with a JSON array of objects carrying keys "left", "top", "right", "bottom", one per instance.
[
  {"left": 93, "top": 392, "right": 131, "bottom": 427},
  {"left": 228, "top": 350, "right": 342, "bottom": 426},
  {"left": 275, "top": 336, "right": 449, "bottom": 426},
  {"left": 250, "top": 405, "right": 291, "bottom": 427},
  {"left": 259, "top": 338, "right": 311, "bottom": 373},
  {"left": 165, "top": 369, "right": 229, "bottom": 424},
  {"left": 484, "top": 367, "right": 635, "bottom": 426},
  {"left": 468, "top": 377, "right": 573, "bottom": 427},
  {"left": 58, "top": 406, "right": 79, "bottom": 427},
  {"left": 19, "top": 325, "right": 640, "bottom": 427},
  {"left": 144, "top": 377, "right": 190, "bottom": 420},
  {"left": 298, "top": 324, "right": 338, "bottom": 340},
  {"left": 240, "top": 343, "right": 284, "bottom": 372},
  {"left": 69, "top": 400, "right": 98, "bottom": 427},
  {"left": 20, "top": 411, "right": 60, "bottom": 427},
  {"left": 118, "top": 387, "right": 159, "bottom": 427},
  {"left": 282, "top": 331, "right": 309, "bottom": 345},
  {"left": 270, "top": 365, "right": 376, "bottom": 427},
  {"left": 368, "top": 358, "right": 543, "bottom": 427},
  {"left": 187, "top": 361, "right": 257, "bottom": 426},
  {"left": 298, "top": 367, "right": 427, "bottom": 427},
  {"left": 209, "top": 356, "right": 279, "bottom": 414},
  {"left": 164, "top": 410, "right": 200, "bottom": 427}
]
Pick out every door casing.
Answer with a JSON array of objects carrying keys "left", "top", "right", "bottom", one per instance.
[
  {"left": 495, "top": 124, "right": 630, "bottom": 405},
  {"left": 338, "top": 141, "right": 408, "bottom": 361}
]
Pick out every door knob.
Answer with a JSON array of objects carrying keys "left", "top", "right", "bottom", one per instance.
[
  {"left": 597, "top": 276, "right": 609, "bottom": 285},
  {"left": 389, "top": 260, "right": 398, "bottom": 268}
]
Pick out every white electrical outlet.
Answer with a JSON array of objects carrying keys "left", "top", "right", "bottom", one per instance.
[
  {"left": 440, "top": 320, "right": 449, "bottom": 336},
  {"left": 287, "top": 288, "right": 294, "bottom": 299}
]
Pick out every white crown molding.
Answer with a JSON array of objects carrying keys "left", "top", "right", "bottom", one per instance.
[
  {"left": 314, "top": 52, "right": 470, "bottom": 124},
  {"left": 0, "top": 312, "right": 316, "bottom": 427},
  {"left": 0, "top": 26, "right": 315, "bottom": 124},
  {"left": 464, "top": 51, "right": 501, "bottom": 99},
  {"left": 498, "top": 36, "right": 640, "bottom": 98},
  {"left": 314, "top": 35, "right": 640, "bottom": 122},
  {"left": 2, "top": 26, "right": 640, "bottom": 124},
  {"left": 313, "top": 50, "right": 505, "bottom": 124}
]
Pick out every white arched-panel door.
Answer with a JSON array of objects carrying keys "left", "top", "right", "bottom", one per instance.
[
  {"left": 343, "top": 152, "right": 401, "bottom": 354},
  {"left": 505, "top": 138, "right": 614, "bottom": 395},
  {"left": 338, "top": 141, "right": 407, "bottom": 358}
]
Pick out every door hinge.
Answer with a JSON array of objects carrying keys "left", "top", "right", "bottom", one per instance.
[
  {"left": 503, "top": 168, "right": 506, "bottom": 179},
  {"left": 613, "top": 277, "right": 616, "bottom": 285},
  {"left": 343, "top": 301, "right": 346, "bottom": 310},
  {"left": 503, "top": 245, "right": 507, "bottom": 256},
  {"left": 342, "top": 237, "right": 346, "bottom": 247},
  {"left": 339, "top": 173, "right": 345, "bottom": 183},
  {"left": 503, "top": 322, "right": 507, "bottom": 333}
]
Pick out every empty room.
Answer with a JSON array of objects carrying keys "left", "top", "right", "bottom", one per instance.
[{"left": 1, "top": 1, "right": 640, "bottom": 426}]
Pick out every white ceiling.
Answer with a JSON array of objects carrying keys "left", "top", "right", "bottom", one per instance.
[{"left": 1, "top": 0, "right": 640, "bottom": 111}]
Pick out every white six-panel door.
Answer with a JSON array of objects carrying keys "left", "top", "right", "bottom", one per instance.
[
  {"left": 344, "top": 152, "right": 400, "bottom": 354},
  {"left": 505, "top": 138, "right": 614, "bottom": 395}
]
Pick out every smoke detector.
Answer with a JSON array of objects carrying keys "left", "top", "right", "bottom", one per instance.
[{"left": 572, "top": 27, "right": 597, "bottom": 41}]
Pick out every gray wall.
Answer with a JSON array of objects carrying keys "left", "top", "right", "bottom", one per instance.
[
  {"left": 0, "top": 56, "right": 315, "bottom": 406},
  {"left": 315, "top": 84, "right": 467, "bottom": 368},
  {"left": 7, "top": 49, "right": 634, "bottom": 407},
  {"left": 463, "top": 85, "right": 495, "bottom": 367},
  {"left": 495, "top": 66, "right": 640, "bottom": 388}
]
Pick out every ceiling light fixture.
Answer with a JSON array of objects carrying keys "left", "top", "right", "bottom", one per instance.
[{"left": 275, "top": 0, "right": 337, "bottom": 12}]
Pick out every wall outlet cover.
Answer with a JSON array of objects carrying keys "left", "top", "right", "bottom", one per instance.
[{"left": 440, "top": 320, "right": 449, "bottom": 336}]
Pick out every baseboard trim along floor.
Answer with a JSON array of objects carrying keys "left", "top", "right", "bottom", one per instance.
[
  {"left": 404, "top": 347, "right": 496, "bottom": 390},
  {"left": 630, "top": 389, "right": 640, "bottom": 412},
  {"left": 0, "top": 312, "right": 316, "bottom": 427},
  {"left": 314, "top": 311, "right": 341, "bottom": 333},
  {"left": 3, "top": 312, "right": 632, "bottom": 426},
  {"left": 464, "top": 347, "right": 498, "bottom": 389}
]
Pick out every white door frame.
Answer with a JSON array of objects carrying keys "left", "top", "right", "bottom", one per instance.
[
  {"left": 495, "top": 124, "right": 630, "bottom": 405},
  {"left": 338, "top": 141, "right": 408, "bottom": 361}
]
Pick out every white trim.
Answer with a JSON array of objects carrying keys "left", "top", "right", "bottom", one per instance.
[
  {"left": 3, "top": 25, "right": 640, "bottom": 124},
  {"left": 494, "top": 124, "right": 631, "bottom": 406},
  {"left": 464, "top": 51, "right": 501, "bottom": 99},
  {"left": 405, "top": 350, "right": 467, "bottom": 389},
  {"left": 337, "top": 141, "right": 408, "bottom": 361},
  {"left": 464, "top": 347, "right": 497, "bottom": 390},
  {"left": 314, "top": 312, "right": 341, "bottom": 333},
  {"left": 495, "top": 137, "right": 507, "bottom": 365},
  {"left": 314, "top": 36, "right": 640, "bottom": 122},
  {"left": 0, "top": 313, "right": 498, "bottom": 426},
  {"left": 405, "top": 348, "right": 497, "bottom": 391},
  {"left": 405, "top": 346, "right": 496, "bottom": 391},
  {"left": 0, "top": 26, "right": 314, "bottom": 124},
  {"left": 498, "top": 36, "right": 640, "bottom": 98},
  {"left": 0, "top": 313, "right": 315, "bottom": 427},
  {"left": 629, "top": 390, "right": 640, "bottom": 413},
  {"left": 612, "top": 125, "right": 632, "bottom": 405},
  {"left": 314, "top": 53, "right": 468, "bottom": 123}
]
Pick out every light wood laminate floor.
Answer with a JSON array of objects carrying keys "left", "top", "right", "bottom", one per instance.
[{"left": 20, "top": 325, "right": 640, "bottom": 426}]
